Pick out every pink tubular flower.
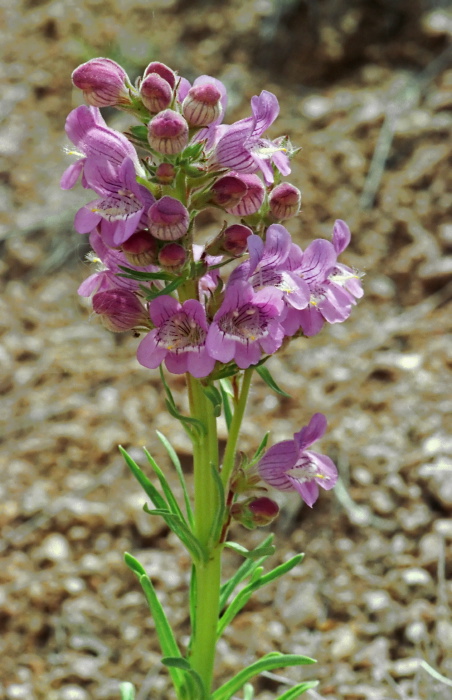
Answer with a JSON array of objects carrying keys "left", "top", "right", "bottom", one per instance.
[
  {"left": 60, "top": 105, "right": 141, "bottom": 191},
  {"left": 257, "top": 413, "right": 338, "bottom": 507},
  {"left": 140, "top": 72, "right": 173, "bottom": 113},
  {"left": 92, "top": 289, "right": 149, "bottom": 332},
  {"left": 72, "top": 58, "right": 131, "bottom": 108},
  {"left": 269, "top": 182, "right": 301, "bottom": 220},
  {"left": 148, "top": 196, "right": 189, "bottom": 240},
  {"left": 231, "top": 497, "right": 280, "bottom": 528},
  {"left": 143, "top": 61, "right": 176, "bottom": 89},
  {"left": 182, "top": 82, "right": 222, "bottom": 126},
  {"left": 211, "top": 175, "right": 248, "bottom": 209},
  {"left": 210, "top": 91, "right": 291, "bottom": 185},
  {"left": 148, "top": 110, "right": 189, "bottom": 155},
  {"left": 121, "top": 230, "right": 159, "bottom": 266},
  {"left": 73, "top": 157, "right": 155, "bottom": 247},
  {"left": 137, "top": 296, "right": 215, "bottom": 378},
  {"left": 158, "top": 243, "right": 187, "bottom": 270},
  {"left": 206, "top": 281, "right": 284, "bottom": 369},
  {"left": 225, "top": 173, "right": 265, "bottom": 217}
]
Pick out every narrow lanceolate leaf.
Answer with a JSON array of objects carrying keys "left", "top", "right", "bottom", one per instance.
[
  {"left": 202, "top": 384, "right": 223, "bottom": 418},
  {"left": 138, "top": 574, "right": 187, "bottom": 695},
  {"left": 119, "top": 446, "right": 168, "bottom": 511},
  {"left": 211, "top": 653, "right": 316, "bottom": 700},
  {"left": 219, "top": 534, "right": 274, "bottom": 610},
  {"left": 217, "top": 554, "right": 304, "bottom": 637},
  {"left": 119, "top": 682, "right": 136, "bottom": 700},
  {"left": 124, "top": 553, "right": 186, "bottom": 696},
  {"left": 219, "top": 378, "right": 233, "bottom": 430},
  {"left": 208, "top": 463, "right": 226, "bottom": 546},
  {"left": 159, "top": 367, "right": 206, "bottom": 438},
  {"left": 250, "top": 431, "right": 270, "bottom": 465},
  {"left": 143, "top": 506, "right": 208, "bottom": 564},
  {"left": 118, "top": 264, "right": 175, "bottom": 281},
  {"left": 243, "top": 684, "right": 255, "bottom": 700},
  {"left": 161, "top": 658, "right": 207, "bottom": 700},
  {"left": 277, "top": 681, "right": 319, "bottom": 699},
  {"left": 256, "top": 365, "right": 291, "bottom": 398},
  {"left": 224, "top": 541, "right": 276, "bottom": 560},
  {"left": 156, "top": 430, "right": 194, "bottom": 528},
  {"left": 143, "top": 447, "right": 187, "bottom": 526}
]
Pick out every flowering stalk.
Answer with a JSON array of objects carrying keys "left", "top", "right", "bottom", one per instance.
[{"left": 63, "top": 56, "right": 364, "bottom": 700}]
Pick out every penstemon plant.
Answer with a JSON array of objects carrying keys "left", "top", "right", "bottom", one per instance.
[{"left": 62, "top": 57, "right": 363, "bottom": 700}]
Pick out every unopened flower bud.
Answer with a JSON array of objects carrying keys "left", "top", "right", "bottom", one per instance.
[
  {"left": 158, "top": 243, "right": 186, "bottom": 270},
  {"left": 148, "top": 109, "right": 189, "bottom": 155},
  {"left": 121, "top": 230, "right": 158, "bottom": 266},
  {"left": 223, "top": 224, "right": 252, "bottom": 256},
  {"left": 148, "top": 196, "right": 189, "bottom": 241},
  {"left": 155, "top": 162, "right": 176, "bottom": 185},
  {"left": 226, "top": 173, "right": 265, "bottom": 216},
  {"left": 211, "top": 175, "right": 247, "bottom": 209},
  {"left": 143, "top": 61, "right": 176, "bottom": 89},
  {"left": 182, "top": 83, "right": 222, "bottom": 127},
  {"left": 231, "top": 497, "right": 280, "bottom": 529},
  {"left": 140, "top": 73, "right": 173, "bottom": 113},
  {"left": 269, "top": 183, "right": 301, "bottom": 220},
  {"left": 72, "top": 58, "right": 130, "bottom": 107},
  {"left": 92, "top": 290, "right": 148, "bottom": 332}
]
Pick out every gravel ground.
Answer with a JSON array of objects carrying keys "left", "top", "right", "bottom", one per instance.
[{"left": 1, "top": 1, "right": 452, "bottom": 699}]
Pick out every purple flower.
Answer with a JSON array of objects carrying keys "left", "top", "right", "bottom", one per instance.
[
  {"left": 329, "top": 220, "right": 364, "bottom": 303},
  {"left": 147, "top": 109, "right": 189, "bottom": 155},
  {"left": 92, "top": 289, "right": 149, "bottom": 332},
  {"left": 78, "top": 229, "right": 157, "bottom": 297},
  {"left": 257, "top": 413, "right": 338, "bottom": 507},
  {"left": 269, "top": 182, "right": 301, "bottom": 220},
  {"left": 206, "top": 281, "right": 284, "bottom": 369},
  {"left": 148, "top": 196, "right": 189, "bottom": 241},
  {"left": 73, "top": 157, "right": 155, "bottom": 247},
  {"left": 224, "top": 173, "right": 265, "bottom": 216},
  {"left": 230, "top": 224, "right": 310, "bottom": 311},
  {"left": 60, "top": 105, "right": 141, "bottom": 191},
  {"left": 210, "top": 91, "right": 290, "bottom": 185},
  {"left": 137, "top": 296, "right": 215, "bottom": 378},
  {"left": 72, "top": 58, "right": 131, "bottom": 108}
]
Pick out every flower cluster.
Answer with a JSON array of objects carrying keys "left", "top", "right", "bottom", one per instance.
[{"left": 64, "top": 57, "right": 362, "bottom": 381}]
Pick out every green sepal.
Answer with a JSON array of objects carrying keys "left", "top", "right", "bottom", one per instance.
[
  {"left": 161, "top": 657, "right": 208, "bottom": 700},
  {"left": 119, "top": 446, "right": 168, "bottom": 511},
  {"left": 156, "top": 430, "right": 194, "bottom": 528},
  {"left": 143, "top": 505, "right": 208, "bottom": 564},
  {"left": 256, "top": 365, "right": 291, "bottom": 398},
  {"left": 129, "top": 125, "right": 149, "bottom": 141},
  {"left": 180, "top": 141, "right": 204, "bottom": 160},
  {"left": 219, "top": 378, "right": 233, "bottom": 430},
  {"left": 119, "top": 682, "right": 136, "bottom": 700},
  {"left": 219, "top": 534, "right": 274, "bottom": 610},
  {"left": 123, "top": 555, "right": 187, "bottom": 696},
  {"left": 202, "top": 384, "right": 222, "bottom": 418},
  {"left": 224, "top": 541, "right": 276, "bottom": 559},
  {"left": 277, "top": 681, "right": 319, "bottom": 699},
  {"left": 211, "top": 653, "right": 316, "bottom": 700},
  {"left": 249, "top": 432, "right": 270, "bottom": 466}
]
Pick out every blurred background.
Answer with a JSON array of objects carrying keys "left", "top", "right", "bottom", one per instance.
[{"left": 1, "top": 1, "right": 452, "bottom": 698}]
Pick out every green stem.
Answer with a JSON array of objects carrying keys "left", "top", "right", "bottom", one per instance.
[
  {"left": 221, "top": 368, "right": 253, "bottom": 490},
  {"left": 186, "top": 373, "right": 222, "bottom": 694}
]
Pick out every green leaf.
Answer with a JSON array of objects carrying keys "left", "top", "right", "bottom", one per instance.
[
  {"left": 162, "top": 657, "right": 208, "bottom": 700},
  {"left": 143, "top": 447, "right": 187, "bottom": 526},
  {"left": 202, "top": 384, "right": 222, "bottom": 418},
  {"left": 250, "top": 432, "right": 270, "bottom": 465},
  {"left": 143, "top": 506, "right": 208, "bottom": 563},
  {"left": 117, "top": 265, "right": 175, "bottom": 281},
  {"left": 219, "top": 379, "right": 233, "bottom": 430},
  {"left": 119, "top": 682, "right": 135, "bottom": 700},
  {"left": 224, "top": 541, "right": 276, "bottom": 559},
  {"left": 156, "top": 431, "right": 194, "bottom": 528},
  {"left": 153, "top": 277, "right": 185, "bottom": 297},
  {"left": 277, "top": 681, "right": 319, "bottom": 699},
  {"left": 160, "top": 367, "right": 206, "bottom": 439},
  {"left": 124, "top": 551, "right": 147, "bottom": 577},
  {"left": 211, "top": 653, "right": 316, "bottom": 700},
  {"left": 255, "top": 365, "right": 291, "bottom": 398},
  {"left": 219, "top": 534, "right": 274, "bottom": 610},
  {"left": 119, "top": 446, "right": 168, "bottom": 511},
  {"left": 208, "top": 463, "right": 226, "bottom": 546},
  {"left": 217, "top": 554, "right": 304, "bottom": 637}
]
